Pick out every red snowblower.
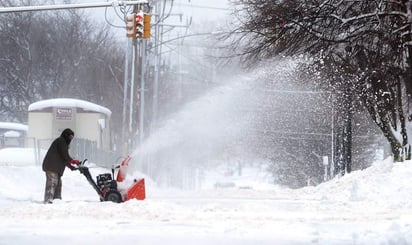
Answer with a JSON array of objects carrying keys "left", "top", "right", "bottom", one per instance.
[{"left": 75, "top": 156, "right": 145, "bottom": 203}]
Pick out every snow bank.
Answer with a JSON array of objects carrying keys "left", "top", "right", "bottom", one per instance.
[
  {"left": 298, "top": 157, "right": 412, "bottom": 209},
  {"left": 0, "top": 148, "right": 43, "bottom": 166}
]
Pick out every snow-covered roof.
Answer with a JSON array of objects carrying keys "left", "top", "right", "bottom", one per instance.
[
  {"left": 4, "top": 130, "right": 21, "bottom": 137},
  {"left": 0, "top": 122, "right": 28, "bottom": 131},
  {"left": 28, "top": 98, "right": 112, "bottom": 117}
]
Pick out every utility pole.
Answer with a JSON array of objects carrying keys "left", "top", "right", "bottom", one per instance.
[
  {"left": 121, "top": 38, "right": 131, "bottom": 155},
  {"left": 124, "top": 1, "right": 191, "bottom": 150},
  {"left": 123, "top": 4, "right": 151, "bottom": 149},
  {"left": 151, "top": 0, "right": 161, "bottom": 132},
  {"left": 129, "top": 39, "right": 137, "bottom": 138},
  {"left": 138, "top": 38, "right": 146, "bottom": 145},
  {"left": 149, "top": 6, "right": 191, "bottom": 130}
]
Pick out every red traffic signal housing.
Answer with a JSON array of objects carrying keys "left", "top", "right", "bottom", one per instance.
[{"left": 135, "top": 11, "right": 144, "bottom": 38}]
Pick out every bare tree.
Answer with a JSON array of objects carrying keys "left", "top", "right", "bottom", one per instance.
[
  {"left": 228, "top": 0, "right": 412, "bottom": 174},
  {"left": 0, "top": 1, "right": 124, "bottom": 141}
]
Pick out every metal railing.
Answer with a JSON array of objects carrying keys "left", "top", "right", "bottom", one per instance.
[{"left": 34, "top": 137, "right": 122, "bottom": 168}]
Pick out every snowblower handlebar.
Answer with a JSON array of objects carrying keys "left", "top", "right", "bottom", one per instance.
[
  {"left": 71, "top": 159, "right": 88, "bottom": 172},
  {"left": 80, "top": 159, "right": 88, "bottom": 166}
]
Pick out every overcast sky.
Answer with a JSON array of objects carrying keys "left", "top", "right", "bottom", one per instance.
[
  {"left": 74, "top": 0, "right": 231, "bottom": 24},
  {"left": 174, "top": 0, "right": 231, "bottom": 20},
  {"left": 70, "top": 0, "right": 232, "bottom": 37}
]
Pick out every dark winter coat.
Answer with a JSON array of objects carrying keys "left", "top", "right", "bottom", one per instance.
[{"left": 42, "top": 128, "right": 74, "bottom": 176}]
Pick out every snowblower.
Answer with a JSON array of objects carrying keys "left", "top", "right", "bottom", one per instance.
[{"left": 75, "top": 157, "right": 145, "bottom": 203}]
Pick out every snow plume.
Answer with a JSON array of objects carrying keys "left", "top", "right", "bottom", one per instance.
[{"left": 131, "top": 58, "right": 302, "bottom": 189}]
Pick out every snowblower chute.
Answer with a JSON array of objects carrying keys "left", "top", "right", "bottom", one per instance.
[
  {"left": 116, "top": 155, "right": 131, "bottom": 182},
  {"left": 125, "top": 178, "right": 146, "bottom": 201},
  {"left": 76, "top": 157, "right": 145, "bottom": 203}
]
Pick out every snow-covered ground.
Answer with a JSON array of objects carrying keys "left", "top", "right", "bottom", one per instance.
[{"left": 0, "top": 148, "right": 412, "bottom": 244}]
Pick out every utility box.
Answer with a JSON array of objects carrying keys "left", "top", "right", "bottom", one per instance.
[{"left": 27, "top": 98, "right": 112, "bottom": 150}]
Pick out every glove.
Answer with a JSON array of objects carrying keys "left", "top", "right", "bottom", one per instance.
[
  {"left": 70, "top": 159, "right": 80, "bottom": 165},
  {"left": 66, "top": 164, "right": 76, "bottom": 171}
]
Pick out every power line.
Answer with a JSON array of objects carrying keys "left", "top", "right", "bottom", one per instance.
[
  {"left": 176, "top": 3, "right": 230, "bottom": 11},
  {"left": 0, "top": 1, "right": 147, "bottom": 13}
]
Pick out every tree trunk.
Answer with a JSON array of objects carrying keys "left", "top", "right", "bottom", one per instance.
[
  {"left": 333, "top": 90, "right": 353, "bottom": 176},
  {"left": 380, "top": 120, "right": 403, "bottom": 161},
  {"left": 343, "top": 92, "right": 353, "bottom": 173},
  {"left": 404, "top": 0, "right": 412, "bottom": 98}
]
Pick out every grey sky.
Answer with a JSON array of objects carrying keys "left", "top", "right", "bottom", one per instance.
[
  {"left": 74, "top": 0, "right": 230, "bottom": 21},
  {"left": 70, "top": 0, "right": 231, "bottom": 37}
]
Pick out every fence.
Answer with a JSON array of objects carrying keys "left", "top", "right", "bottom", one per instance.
[{"left": 34, "top": 137, "right": 122, "bottom": 168}]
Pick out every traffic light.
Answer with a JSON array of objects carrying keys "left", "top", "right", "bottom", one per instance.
[
  {"left": 143, "top": 14, "right": 151, "bottom": 39},
  {"left": 125, "top": 13, "right": 136, "bottom": 38},
  {"left": 135, "top": 11, "right": 144, "bottom": 38}
]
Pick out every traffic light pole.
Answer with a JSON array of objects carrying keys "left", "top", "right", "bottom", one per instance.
[
  {"left": 139, "top": 39, "right": 146, "bottom": 146},
  {"left": 121, "top": 39, "right": 130, "bottom": 154},
  {"left": 129, "top": 40, "right": 137, "bottom": 137}
]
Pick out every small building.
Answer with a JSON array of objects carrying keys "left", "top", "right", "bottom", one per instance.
[
  {"left": 0, "top": 122, "right": 28, "bottom": 148},
  {"left": 27, "top": 98, "right": 112, "bottom": 150}
]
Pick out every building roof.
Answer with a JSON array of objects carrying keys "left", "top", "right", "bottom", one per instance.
[{"left": 28, "top": 98, "right": 112, "bottom": 117}]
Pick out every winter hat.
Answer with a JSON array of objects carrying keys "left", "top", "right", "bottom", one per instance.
[{"left": 61, "top": 128, "right": 74, "bottom": 145}]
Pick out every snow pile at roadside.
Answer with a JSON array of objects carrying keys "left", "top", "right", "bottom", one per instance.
[
  {"left": 0, "top": 147, "right": 45, "bottom": 166},
  {"left": 298, "top": 157, "right": 412, "bottom": 208}
]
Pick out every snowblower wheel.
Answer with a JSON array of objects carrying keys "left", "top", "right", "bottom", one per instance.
[{"left": 104, "top": 190, "right": 122, "bottom": 203}]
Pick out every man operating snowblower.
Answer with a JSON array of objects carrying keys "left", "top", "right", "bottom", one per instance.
[{"left": 42, "top": 128, "right": 80, "bottom": 204}]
